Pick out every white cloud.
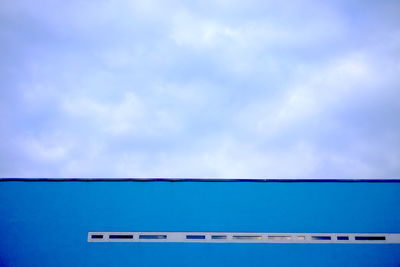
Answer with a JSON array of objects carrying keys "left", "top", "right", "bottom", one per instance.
[
  {"left": 169, "top": 6, "right": 345, "bottom": 50},
  {"left": 170, "top": 12, "right": 238, "bottom": 49},
  {"left": 237, "top": 52, "right": 380, "bottom": 137},
  {"left": 1, "top": 0, "right": 400, "bottom": 179},
  {"left": 108, "top": 135, "right": 318, "bottom": 178},
  {"left": 21, "top": 136, "right": 72, "bottom": 163},
  {"left": 194, "top": 137, "right": 318, "bottom": 178},
  {"left": 62, "top": 91, "right": 182, "bottom": 137}
]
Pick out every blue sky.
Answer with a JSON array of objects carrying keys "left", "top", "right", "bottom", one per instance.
[{"left": 1, "top": 0, "right": 399, "bottom": 178}]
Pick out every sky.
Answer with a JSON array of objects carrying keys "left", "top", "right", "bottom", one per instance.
[{"left": 1, "top": 0, "right": 399, "bottom": 179}]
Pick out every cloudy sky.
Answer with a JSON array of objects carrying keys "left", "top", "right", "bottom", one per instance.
[{"left": 1, "top": 0, "right": 400, "bottom": 179}]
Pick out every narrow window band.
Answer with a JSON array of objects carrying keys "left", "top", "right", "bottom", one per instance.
[{"left": 88, "top": 232, "right": 399, "bottom": 243}]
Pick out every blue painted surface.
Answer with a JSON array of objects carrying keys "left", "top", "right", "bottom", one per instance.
[{"left": 0, "top": 181, "right": 400, "bottom": 266}]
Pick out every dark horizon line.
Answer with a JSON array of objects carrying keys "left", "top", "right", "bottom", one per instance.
[{"left": 1, "top": 178, "right": 400, "bottom": 182}]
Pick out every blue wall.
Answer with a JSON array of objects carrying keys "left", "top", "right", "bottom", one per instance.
[{"left": 1, "top": 181, "right": 399, "bottom": 266}]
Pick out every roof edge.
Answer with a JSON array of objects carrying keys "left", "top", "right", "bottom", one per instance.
[{"left": 1, "top": 178, "right": 400, "bottom": 182}]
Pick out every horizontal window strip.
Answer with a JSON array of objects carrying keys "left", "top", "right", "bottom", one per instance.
[{"left": 88, "top": 232, "right": 400, "bottom": 243}]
